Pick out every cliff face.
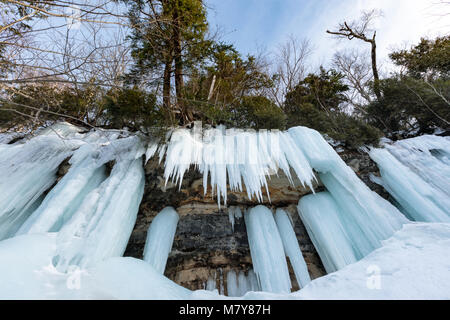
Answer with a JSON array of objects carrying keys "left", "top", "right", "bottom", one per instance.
[{"left": 124, "top": 148, "right": 386, "bottom": 294}]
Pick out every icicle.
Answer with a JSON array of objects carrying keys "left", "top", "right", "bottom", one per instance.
[
  {"left": 226, "top": 270, "right": 239, "bottom": 297},
  {"left": 219, "top": 268, "right": 224, "bottom": 295},
  {"left": 0, "top": 132, "right": 81, "bottom": 240},
  {"left": 143, "top": 207, "right": 180, "bottom": 274},
  {"left": 145, "top": 142, "right": 159, "bottom": 164},
  {"left": 228, "top": 209, "right": 235, "bottom": 232},
  {"left": 244, "top": 205, "right": 291, "bottom": 293},
  {"left": 16, "top": 136, "right": 146, "bottom": 236},
  {"left": 53, "top": 158, "right": 145, "bottom": 272},
  {"left": 205, "top": 273, "right": 217, "bottom": 291},
  {"left": 162, "top": 126, "right": 316, "bottom": 206},
  {"left": 274, "top": 209, "right": 311, "bottom": 288},
  {"left": 228, "top": 206, "right": 242, "bottom": 232},
  {"left": 289, "top": 126, "right": 408, "bottom": 258},
  {"left": 297, "top": 192, "right": 358, "bottom": 273},
  {"left": 370, "top": 147, "right": 450, "bottom": 222},
  {"left": 247, "top": 269, "right": 261, "bottom": 292},
  {"left": 237, "top": 271, "right": 249, "bottom": 297},
  {"left": 17, "top": 145, "right": 107, "bottom": 235}
]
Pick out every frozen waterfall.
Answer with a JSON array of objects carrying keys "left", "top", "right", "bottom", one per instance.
[
  {"left": 161, "top": 125, "right": 407, "bottom": 265},
  {"left": 53, "top": 157, "right": 145, "bottom": 271},
  {"left": 0, "top": 128, "right": 82, "bottom": 240},
  {"left": 274, "top": 209, "right": 311, "bottom": 287},
  {"left": 0, "top": 123, "right": 146, "bottom": 272},
  {"left": 143, "top": 207, "right": 180, "bottom": 274},
  {"left": 298, "top": 192, "right": 358, "bottom": 273},
  {"left": 370, "top": 135, "right": 450, "bottom": 222},
  {"left": 244, "top": 205, "right": 291, "bottom": 293},
  {"left": 2, "top": 121, "right": 449, "bottom": 299},
  {"left": 290, "top": 127, "right": 408, "bottom": 261}
]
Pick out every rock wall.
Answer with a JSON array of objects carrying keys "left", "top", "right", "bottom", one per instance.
[{"left": 124, "top": 147, "right": 388, "bottom": 294}]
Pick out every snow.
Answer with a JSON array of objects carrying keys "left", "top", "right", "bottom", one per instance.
[
  {"left": 292, "top": 223, "right": 450, "bottom": 300},
  {"left": 87, "top": 257, "right": 191, "bottom": 300},
  {"left": 0, "top": 223, "right": 448, "bottom": 300},
  {"left": 370, "top": 135, "right": 450, "bottom": 222},
  {"left": 143, "top": 207, "right": 179, "bottom": 274},
  {"left": 244, "top": 205, "right": 291, "bottom": 293},
  {"left": 274, "top": 209, "right": 311, "bottom": 287}
]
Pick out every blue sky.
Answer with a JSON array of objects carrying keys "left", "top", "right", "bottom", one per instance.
[{"left": 206, "top": 0, "right": 449, "bottom": 70}]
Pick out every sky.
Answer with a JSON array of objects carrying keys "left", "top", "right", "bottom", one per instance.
[{"left": 206, "top": 0, "right": 450, "bottom": 71}]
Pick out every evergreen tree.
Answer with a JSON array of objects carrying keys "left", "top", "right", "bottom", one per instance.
[
  {"left": 125, "top": 0, "right": 210, "bottom": 124},
  {"left": 367, "top": 36, "right": 450, "bottom": 135},
  {"left": 284, "top": 67, "right": 381, "bottom": 148}
]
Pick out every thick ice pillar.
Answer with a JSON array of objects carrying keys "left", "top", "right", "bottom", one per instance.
[
  {"left": 53, "top": 158, "right": 145, "bottom": 272},
  {"left": 297, "top": 192, "right": 358, "bottom": 273},
  {"left": 244, "top": 205, "right": 291, "bottom": 293},
  {"left": 17, "top": 145, "right": 108, "bottom": 235},
  {"left": 274, "top": 209, "right": 311, "bottom": 287},
  {"left": 143, "top": 207, "right": 179, "bottom": 274}
]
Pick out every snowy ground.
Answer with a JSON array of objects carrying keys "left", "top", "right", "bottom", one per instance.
[{"left": 0, "top": 222, "right": 449, "bottom": 300}]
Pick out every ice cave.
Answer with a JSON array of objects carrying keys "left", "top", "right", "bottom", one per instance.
[{"left": 0, "top": 122, "right": 449, "bottom": 300}]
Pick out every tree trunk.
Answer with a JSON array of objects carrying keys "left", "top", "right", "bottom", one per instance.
[
  {"left": 172, "top": 2, "right": 193, "bottom": 124},
  {"left": 371, "top": 37, "right": 381, "bottom": 100},
  {"left": 163, "top": 57, "right": 172, "bottom": 123}
]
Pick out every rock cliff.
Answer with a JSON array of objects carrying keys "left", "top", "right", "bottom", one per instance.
[{"left": 124, "top": 147, "right": 387, "bottom": 294}]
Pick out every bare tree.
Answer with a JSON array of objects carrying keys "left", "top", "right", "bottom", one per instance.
[
  {"left": 270, "top": 35, "right": 313, "bottom": 107},
  {"left": 0, "top": 0, "right": 139, "bottom": 129},
  {"left": 327, "top": 9, "right": 383, "bottom": 100},
  {"left": 332, "top": 49, "right": 373, "bottom": 113}
]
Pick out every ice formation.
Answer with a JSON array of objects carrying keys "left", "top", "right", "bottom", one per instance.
[
  {"left": 298, "top": 192, "right": 358, "bottom": 273},
  {"left": 0, "top": 127, "right": 83, "bottom": 239},
  {"left": 205, "top": 275, "right": 217, "bottom": 291},
  {"left": 0, "top": 123, "right": 146, "bottom": 273},
  {"left": 53, "top": 157, "right": 145, "bottom": 271},
  {"left": 244, "top": 205, "right": 292, "bottom": 293},
  {"left": 0, "top": 122, "right": 449, "bottom": 300},
  {"left": 163, "top": 126, "right": 316, "bottom": 206},
  {"left": 143, "top": 207, "right": 179, "bottom": 274},
  {"left": 274, "top": 209, "right": 311, "bottom": 287},
  {"left": 370, "top": 135, "right": 450, "bottom": 222},
  {"left": 226, "top": 269, "right": 261, "bottom": 297},
  {"left": 162, "top": 125, "right": 407, "bottom": 267},
  {"left": 228, "top": 206, "right": 242, "bottom": 232},
  {"left": 289, "top": 127, "right": 408, "bottom": 263}
]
